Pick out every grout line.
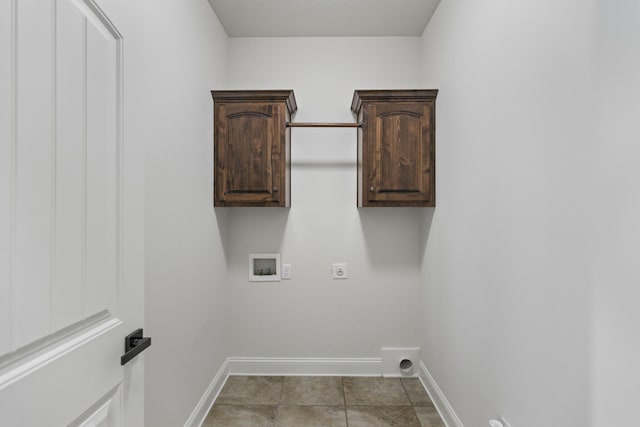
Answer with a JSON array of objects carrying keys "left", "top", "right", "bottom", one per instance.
[
  {"left": 342, "top": 376, "right": 349, "bottom": 427},
  {"left": 399, "top": 376, "right": 413, "bottom": 406},
  {"left": 275, "top": 376, "right": 285, "bottom": 427},
  {"left": 399, "top": 377, "right": 424, "bottom": 425},
  {"left": 277, "top": 375, "right": 285, "bottom": 404}
]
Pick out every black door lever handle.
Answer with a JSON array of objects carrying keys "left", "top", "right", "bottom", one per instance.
[{"left": 121, "top": 328, "right": 151, "bottom": 366}]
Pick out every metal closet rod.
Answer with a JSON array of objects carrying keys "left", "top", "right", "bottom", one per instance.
[{"left": 286, "top": 122, "right": 363, "bottom": 128}]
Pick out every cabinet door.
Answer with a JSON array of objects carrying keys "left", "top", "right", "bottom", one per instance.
[
  {"left": 215, "top": 103, "right": 283, "bottom": 206},
  {"left": 365, "top": 102, "right": 434, "bottom": 206}
]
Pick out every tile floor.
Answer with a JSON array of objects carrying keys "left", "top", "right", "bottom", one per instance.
[{"left": 202, "top": 376, "right": 445, "bottom": 427}]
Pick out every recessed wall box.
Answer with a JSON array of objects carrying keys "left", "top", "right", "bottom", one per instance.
[{"left": 249, "top": 253, "right": 281, "bottom": 282}]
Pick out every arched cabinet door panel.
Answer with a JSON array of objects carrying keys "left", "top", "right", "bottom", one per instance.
[
  {"left": 212, "top": 90, "right": 297, "bottom": 207},
  {"left": 352, "top": 90, "right": 438, "bottom": 207}
]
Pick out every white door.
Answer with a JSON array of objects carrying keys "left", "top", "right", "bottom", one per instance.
[{"left": 0, "top": 0, "right": 145, "bottom": 425}]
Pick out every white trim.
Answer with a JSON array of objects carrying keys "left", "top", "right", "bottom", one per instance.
[
  {"left": 418, "top": 360, "right": 464, "bottom": 427},
  {"left": 77, "top": 398, "right": 111, "bottom": 427},
  {"left": 69, "top": 384, "right": 121, "bottom": 427},
  {"left": 183, "top": 359, "right": 229, "bottom": 427},
  {"left": 69, "top": 0, "right": 123, "bottom": 40},
  {"left": 227, "top": 357, "right": 382, "bottom": 376},
  {"left": 0, "top": 317, "right": 121, "bottom": 390}
]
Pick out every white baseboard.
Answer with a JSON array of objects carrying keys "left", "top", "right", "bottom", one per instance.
[
  {"left": 227, "top": 357, "right": 382, "bottom": 376},
  {"left": 418, "top": 360, "right": 464, "bottom": 427},
  {"left": 183, "top": 358, "right": 229, "bottom": 427}
]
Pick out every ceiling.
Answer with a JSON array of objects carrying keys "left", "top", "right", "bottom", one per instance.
[{"left": 208, "top": 0, "right": 441, "bottom": 37}]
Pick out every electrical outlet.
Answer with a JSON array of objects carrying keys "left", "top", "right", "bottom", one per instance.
[
  {"left": 332, "top": 263, "right": 348, "bottom": 279},
  {"left": 282, "top": 264, "right": 291, "bottom": 279}
]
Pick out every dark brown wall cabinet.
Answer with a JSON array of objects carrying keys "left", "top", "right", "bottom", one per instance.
[
  {"left": 352, "top": 90, "right": 438, "bottom": 207},
  {"left": 211, "top": 90, "right": 297, "bottom": 207}
]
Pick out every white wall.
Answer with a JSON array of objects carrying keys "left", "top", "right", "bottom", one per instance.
[
  {"left": 110, "top": 1, "right": 640, "bottom": 424},
  {"left": 223, "top": 37, "right": 426, "bottom": 358},
  {"left": 593, "top": 1, "right": 640, "bottom": 425},
  {"left": 140, "top": 1, "right": 229, "bottom": 427},
  {"left": 420, "top": 1, "right": 596, "bottom": 425}
]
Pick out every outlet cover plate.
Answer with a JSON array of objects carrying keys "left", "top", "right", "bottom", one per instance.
[
  {"left": 282, "top": 264, "right": 291, "bottom": 279},
  {"left": 332, "top": 263, "right": 348, "bottom": 279}
]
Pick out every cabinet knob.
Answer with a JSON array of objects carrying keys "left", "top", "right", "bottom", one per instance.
[
  {"left": 370, "top": 186, "right": 374, "bottom": 191},
  {"left": 273, "top": 187, "right": 278, "bottom": 192}
]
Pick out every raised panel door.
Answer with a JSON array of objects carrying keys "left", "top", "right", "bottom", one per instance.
[
  {"left": 0, "top": 0, "right": 145, "bottom": 425},
  {"left": 215, "top": 102, "right": 285, "bottom": 206},
  {"left": 365, "top": 102, "right": 434, "bottom": 206}
]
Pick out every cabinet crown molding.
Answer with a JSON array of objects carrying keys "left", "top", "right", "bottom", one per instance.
[
  {"left": 211, "top": 90, "right": 297, "bottom": 116},
  {"left": 351, "top": 89, "right": 438, "bottom": 115}
]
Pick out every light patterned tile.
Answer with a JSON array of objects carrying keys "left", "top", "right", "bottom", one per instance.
[
  {"left": 207, "top": 376, "right": 445, "bottom": 426},
  {"left": 280, "top": 376, "right": 344, "bottom": 406},
  {"left": 401, "top": 378, "right": 432, "bottom": 406},
  {"left": 277, "top": 405, "right": 347, "bottom": 427},
  {"left": 414, "top": 403, "right": 445, "bottom": 427},
  {"left": 205, "top": 405, "right": 276, "bottom": 427},
  {"left": 215, "top": 376, "right": 283, "bottom": 405},
  {"left": 347, "top": 406, "right": 421, "bottom": 427},
  {"left": 344, "top": 377, "right": 411, "bottom": 406}
]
